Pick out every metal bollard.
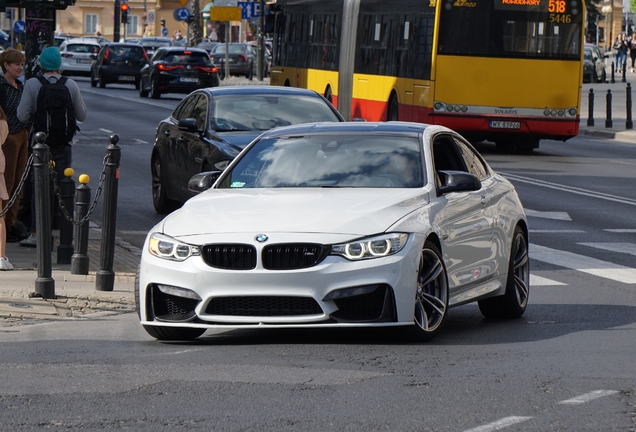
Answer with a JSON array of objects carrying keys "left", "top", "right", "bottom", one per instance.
[
  {"left": 605, "top": 89, "right": 613, "bottom": 128},
  {"left": 587, "top": 88, "right": 594, "bottom": 126},
  {"left": 57, "top": 168, "right": 75, "bottom": 264},
  {"left": 71, "top": 175, "right": 91, "bottom": 275},
  {"left": 33, "top": 132, "right": 55, "bottom": 299},
  {"left": 96, "top": 134, "right": 121, "bottom": 292},
  {"left": 611, "top": 61, "right": 615, "bottom": 83},
  {"left": 623, "top": 61, "right": 627, "bottom": 83},
  {"left": 627, "top": 83, "right": 633, "bottom": 129}
]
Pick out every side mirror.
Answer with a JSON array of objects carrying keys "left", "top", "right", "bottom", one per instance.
[
  {"left": 90, "top": 54, "right": 97, "bottom": 60},
  {"left": 188, "top": 171, "right": 223, "bottom": 193},
  {"left": 178, "top": 118, "right": 200, "bottom": 133},
  {"left": 437, "top": 170, "right": 481, "bottom": 195}
]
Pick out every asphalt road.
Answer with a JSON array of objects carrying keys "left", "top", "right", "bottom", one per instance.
[{"left": 1, "top": 81, "right": 633, "bottom": 431}]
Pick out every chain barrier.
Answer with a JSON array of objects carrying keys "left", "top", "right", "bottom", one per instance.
[
  {"left": 51, "top": 152, "right": 110, "bottom": 226},
  {"left": 0, "top": 150, "right": 110, "bottom": 225},
  {"left": 0, "top": 153, "right": 35, "bottom": 219}
]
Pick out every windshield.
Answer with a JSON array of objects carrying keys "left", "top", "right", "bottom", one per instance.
[
  {"left": 210, "top": 94, "right": 341, "bottom": 132},
  {"left": 218, "top": 134, "right": 424, "bottom": 188}
]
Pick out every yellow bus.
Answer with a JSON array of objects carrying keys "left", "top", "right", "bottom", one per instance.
[{"left": 269, "top": 0, "right": 584, "bottom": 152}]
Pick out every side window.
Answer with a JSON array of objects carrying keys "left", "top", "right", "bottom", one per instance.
[
  {"left": 453, "top": 138, "right": 489, "bottom": 180},
  {"left": 432, "top": 135, "right": 467, "bottom": 173},
  {"left": 172, "top": 95, "right": 199, "bottom": 121},
  {"left": 191, "top": 95, "right": 208, "bottom": 130}
]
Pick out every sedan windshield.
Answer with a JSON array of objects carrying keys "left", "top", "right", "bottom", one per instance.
[
  {"left": 218, "top": 134, "right": 424, "bottom": 188},
  {"left": 210, "top": 95, "right": 340, "bottom": 132}
]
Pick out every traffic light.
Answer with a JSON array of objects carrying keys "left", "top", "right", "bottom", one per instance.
[
  {"left": 161, "top": 18, "right": 166, "bottom": 28},
  {"left": 121, "top": 2, "right": 129, "bottom": 24}
]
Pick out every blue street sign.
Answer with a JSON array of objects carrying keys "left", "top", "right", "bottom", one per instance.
[
  {"left": 174, "top": 7, "right": 190, "bottom": 22},
  {"left": 162, "top": 27, "right": 169, "bottom": 37},
  {"left": 14, "top": 20, "right": 25, "bottom": 34},
  {"left": 238, "top": 1, "right": 260, "bottom": 19}
]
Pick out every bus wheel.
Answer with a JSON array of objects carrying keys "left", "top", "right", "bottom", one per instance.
[
  {"left": 285, "top": 79, "right": 291, "bottom": 87},
  {"left": 496, "top": 138, "right": 539, "bottom": 154},
  {"left": 387, "top": 94, "right": 399, "bottom": 121},
  {"left": 324, "top": 86, "right": 333, "bottom": 103}
]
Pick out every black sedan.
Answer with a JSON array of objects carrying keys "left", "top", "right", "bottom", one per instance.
[
  {"left": 139, "top": 47, "right": 220, "bottom": 99},
  {"left": 151, "top": 86, "right": 346, "bottom": 213}
]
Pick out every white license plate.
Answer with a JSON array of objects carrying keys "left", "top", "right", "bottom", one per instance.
[
  {"left": 119, "top": 76, "right": 135, "bottom": 81},
  {"left": 489, "top": 121, "right": 521, "bottom": 129},
  {"left": 180, "top": 77, "right": 199, "bottom": 83},
  {"left": 77, "top": 59, "right": 93, "bottom": 64}
]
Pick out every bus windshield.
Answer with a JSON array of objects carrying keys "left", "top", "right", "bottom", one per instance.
[{"left": 437, "top": 0, "right": 583, "bottom": 59}]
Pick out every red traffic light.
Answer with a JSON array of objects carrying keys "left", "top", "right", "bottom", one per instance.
[{"left": 121, "top": 3, "right": 129, "bottom": 11}]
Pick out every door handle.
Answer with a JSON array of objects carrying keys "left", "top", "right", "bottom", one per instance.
[
  {"left": 163, "top": 130, "right": 169, "bottom": 136},
  {"left": 480, "top": 195, "right": 489, "bottom": 205}
]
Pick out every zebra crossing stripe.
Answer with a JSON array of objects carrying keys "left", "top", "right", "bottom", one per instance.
[
  {"left": 530, "top": 274, "right": 567, "bottom": 286},
  {"left": 579, "top": 242, "right": 636, "bottom": 257},
  {"left": 530, "top": 244, "right": 636, "bottom": 284}
]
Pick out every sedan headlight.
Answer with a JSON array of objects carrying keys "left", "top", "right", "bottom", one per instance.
[
  {"left": 331, "top": 233, "right": 409, "bottom": 261},
  {"left": 148, "top": 233, "right": 200, "bottom": 261}
]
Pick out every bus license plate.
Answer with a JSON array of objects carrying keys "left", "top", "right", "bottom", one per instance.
[{"left": 490, "top": 121, "right": 520, "bottom": 129}]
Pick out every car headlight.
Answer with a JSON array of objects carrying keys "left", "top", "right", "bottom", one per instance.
[
  {"left": 148, "top": 233, "right": 200, "bottom": 261},
  {"left": 331, "top": 233, "right": 409, "bottom": 261}
]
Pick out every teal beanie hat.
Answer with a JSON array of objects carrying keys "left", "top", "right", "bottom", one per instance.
[{"left": 40, "top": 46, "right": 62, "bottom": 71}]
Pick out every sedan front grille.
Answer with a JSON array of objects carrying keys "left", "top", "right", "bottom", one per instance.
[
  {"left": 201, "top": 244, "right": 256, "bottom": 270},
  {"left": 205, "top": 296, "right": 323, "bottom": 316},
  {"left": 262, "top": 243, "right": 329, "bottom": 270}
]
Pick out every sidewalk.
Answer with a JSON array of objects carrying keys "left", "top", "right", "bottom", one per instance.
[
  {"left": 0, "top": 224, "right": 139, "bottom": 325},
  {"left": 579, "top": 60, "right": 636, "bottom": 143}
]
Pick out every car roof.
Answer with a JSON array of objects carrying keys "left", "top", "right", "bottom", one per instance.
[
  {"left": 104, "top": 42, "right": 146, "bottom": 47},
  {"left": 63, "top": 37, "right": 101, "bottom": 45},
  {"left": 193, "top": 86, "right": 327, "bottom": 98},
  {"left": 259, "top": 121, "right": 429, "bottom": 139},
  {"left": 157, "top": 46, "right": 210, "bottom": 53}
]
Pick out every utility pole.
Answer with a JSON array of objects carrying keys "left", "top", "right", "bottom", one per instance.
[{"left": 257, "top": 0, "right": 264, "bottom": 80}]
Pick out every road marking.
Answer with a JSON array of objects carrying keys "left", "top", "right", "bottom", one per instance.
[
  {"left": 530, "top": 274, "right": 567, "bottom": 286},
  {"left": 530, "top": 244, "right": 636, "bottom": 284},
  {"left": 81, "top": 87, "right": 175, "bottom": 109},
  {"left": 559, "top": 390, "right": 618, "bottom": 405},
  {"left": 463, "top": 416, "right": 533, "bottom": 432},
  {"left": 579, "top": 242, "right": 636, "bottom": 257},
  {"left": 525, "top": 209, "right": 571, "bottom": 220},
  {"left": 99, "top": 128, "right": 113, "bottom": 133},
  {"left": 132, "top": 139, "right": 149, "bottom": 144},
  {"left": 502, "top": 172, "right": 636, "bottom": 207},
  {"left": 605, "top": 229, "right": 636, "bottom": 233}
]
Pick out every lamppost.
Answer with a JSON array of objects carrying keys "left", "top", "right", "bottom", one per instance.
[{"left": 603, "top": 4, "right": 613, "bottom": 51}]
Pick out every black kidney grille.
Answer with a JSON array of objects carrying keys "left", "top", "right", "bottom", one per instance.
[
  {"left": 201, "top": 244, "right": 257, "bottom": 270},
  {"left": 262, "top": 243, "right": 328, "bottom": 270},
  {"left": 205, "top": 296, "right": 323, "bottom": 316}
]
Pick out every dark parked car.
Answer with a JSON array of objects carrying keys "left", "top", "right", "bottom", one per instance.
[
  {"left": 210, "top": 43, "right": 261, "bottom": 78},
  {"left": 150, "top": 86, "right": 346, "bottom": 213},
  {"left": 139, "top": 47, "right": 220, "bottom": 99},
  {"left": 0, "top": 29, "right": 11, "bottom": 48},
  {"left": 583, "top": 44, "right": 607, "bottom": 84},
  {"left": 90, "top": 43, "right": 148, "bottom": 88},
  {"left": 195, "top": 41, "right": 220, "bottom": 53},
  {"left": 138, "top": 37, "right": 173, "bottom": 56}
]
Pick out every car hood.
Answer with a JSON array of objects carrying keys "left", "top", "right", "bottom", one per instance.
[{"left": 162, "top": 188, "right": 431, "bottom": 237}]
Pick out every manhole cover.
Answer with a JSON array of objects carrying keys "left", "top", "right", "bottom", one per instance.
[{"left": 9, "top": 303, "right": 34, "bottom": 309}]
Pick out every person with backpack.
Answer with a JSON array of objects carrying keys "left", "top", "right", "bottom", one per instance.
[{"left": 16, "top": 46, "right": 87, "bottom": 247}]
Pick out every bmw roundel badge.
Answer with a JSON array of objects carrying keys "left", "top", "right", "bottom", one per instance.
[{"left": 255, "top": 234, "right": 269, "bottom": 243}]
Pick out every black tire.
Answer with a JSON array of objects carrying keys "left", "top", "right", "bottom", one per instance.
[
  {"left": 134, "top": 79, "right": 140, "bottom": 90},
  {"left": 99, "top": 72, "right": 106, "bottom": 88},
  {"left": 139, "top": 78, "right": 149, "bottom": 97},
  {"left": 478, "top": 225, "right": 529, "bottom": 319},
  {"left": 142, "top": 324, "right": 206, "bottom": 341},
  {"left": 601, "top": 69, "right": 607, "bottom": 83},
  {"left": 404, "top": 241, "right": 449, "bottom": 342},
  {"left": 90, "top": 71, "right": 97, "bottom": 88},
  {"left": 387, "top": 94, "right": 399, "bottom": 121},
  {"left": 150, "top": 77, "right": 161, "bottom": 99},
  {"left": 151, "top": 155, "right": 177, "bottom": 214}
]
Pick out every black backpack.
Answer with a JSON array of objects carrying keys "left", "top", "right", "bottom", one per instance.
[{"left": 32, "top": 75, "right": 78, "bottom": 147}]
